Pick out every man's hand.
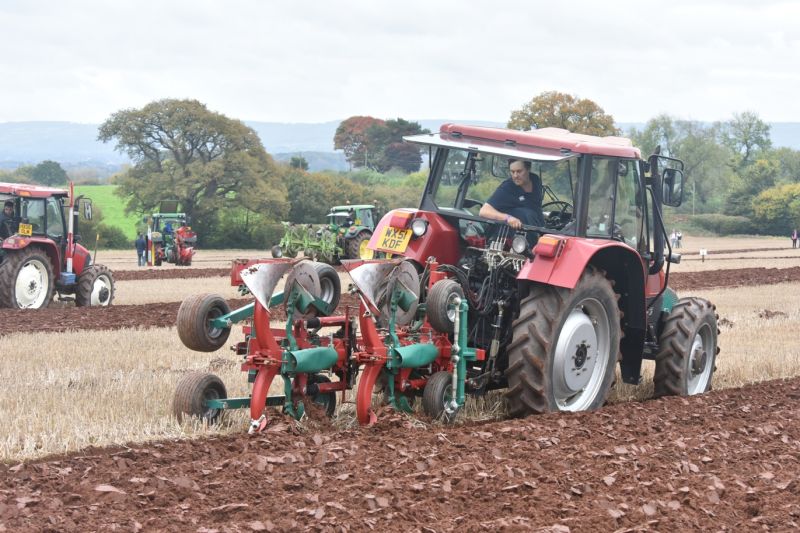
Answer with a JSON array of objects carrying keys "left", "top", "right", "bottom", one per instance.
[{"left": 506, "top": 215, "right": 522, "bottom": 230}]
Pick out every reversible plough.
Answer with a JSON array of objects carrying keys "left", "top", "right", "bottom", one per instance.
[{"left": 173, "top": 258, "right": 481, "bottom": 429}]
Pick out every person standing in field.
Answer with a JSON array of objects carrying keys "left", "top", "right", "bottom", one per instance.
[
  {"left": 792, "top": 229, "right": 798, "bottom": 249},
  {"left": 135, "top": 233, "right": 147, "bottom": 266}
]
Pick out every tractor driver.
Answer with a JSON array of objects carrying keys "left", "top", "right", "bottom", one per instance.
[
  {"left": 479, "top": 159, "right": 544, "bottom": 230},
  {"left": 0, "top": 200, "right": 19, "bottom": 239}
]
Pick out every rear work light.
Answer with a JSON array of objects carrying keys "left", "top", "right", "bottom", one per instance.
[{"left": 533, "top": 236, "right": 563, "bottom": 258}]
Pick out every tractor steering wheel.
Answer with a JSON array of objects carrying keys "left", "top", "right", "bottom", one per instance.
[{"left": 542, "top": 200, "right": 573, "bottom": 230}]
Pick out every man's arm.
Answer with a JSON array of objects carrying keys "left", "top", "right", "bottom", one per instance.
[{"left": 479, "top": 202, "right": 523, "bottom": 230}]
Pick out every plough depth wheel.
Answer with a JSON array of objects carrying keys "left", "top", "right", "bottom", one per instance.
[
  {"left": 173, "top": 372, "right": 227, "bottom": 424},
  {"left": 177, "top": 293, "right": 232, "bottom": 352}
]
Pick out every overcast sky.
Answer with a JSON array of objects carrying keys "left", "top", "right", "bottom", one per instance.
[{"left": 1, "top": 0, "right": 799, "bottom": 125}]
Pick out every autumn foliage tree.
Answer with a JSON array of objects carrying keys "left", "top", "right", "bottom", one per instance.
[
  {"left": 508, "top": 91, "right": 618, "bottom": 136},
  {"left": 334, "top": 116, "right": 427, "bottom": 172},
  {"left": 98, "top": 99, "right": 288, "bottom": 244}
]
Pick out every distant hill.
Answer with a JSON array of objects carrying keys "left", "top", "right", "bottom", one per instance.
[{"left": 0, "top": 120, "right": 797, "bottom": 176}]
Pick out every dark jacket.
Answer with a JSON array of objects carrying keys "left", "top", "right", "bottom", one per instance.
[{"left": 135, "top": 236, "right": 147, "bottom": 253}]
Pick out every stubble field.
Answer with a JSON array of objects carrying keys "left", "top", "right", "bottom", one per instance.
[{"left": 2, "top": 236, "right": 800, "bottom": 531}]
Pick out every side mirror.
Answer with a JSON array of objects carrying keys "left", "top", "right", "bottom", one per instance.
[
  {"left": 662, "top": 168, "right": 684, "bottom": 207},
  {"left": 82, "top": 199, "right": 93, "bottom": 220}
]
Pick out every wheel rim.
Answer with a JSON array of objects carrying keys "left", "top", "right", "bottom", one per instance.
[
  {"left": 687, "top": 323, "right": 714, "bottom": 394},
  {"left": 202, "top": 386, "right": 222, "bottom": 421},
  {"left": 206, "top": 306, "right": 225, "bottom": 339},
  {"left": 319, "top": 276, "right": 335, "bottom": 309},
  {"left": 445, "top": 291, "right": 461, "bottom": 324},
  {"left": 15, "top": 258, "right": 49, "bottom": 308},
  {"left": 552, "top": 298, "right": 611, "bottom": 411},
  {"left": 91, "top": 274, "right": 113, "bottom": 306}
]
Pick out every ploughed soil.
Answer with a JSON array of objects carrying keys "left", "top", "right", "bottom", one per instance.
[
  {"left": 3, "top": 267, "right": 800, "bottom": 337},
  {"left": 0, "top": 295, "right": 363, "bottom": 337},
  {"left": 2, "top": 377, "right": 800, "bottom": 531}
]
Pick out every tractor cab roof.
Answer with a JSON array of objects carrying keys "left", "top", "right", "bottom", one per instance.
[
  {"left": 330, "top": 204, "right": 375, "bottom": 213},
  {"left": 404, "top": 123, "right": 641, "bottom": 160},
  {"left": 0, "top": 182, "right": 68, "bottom": 198}
]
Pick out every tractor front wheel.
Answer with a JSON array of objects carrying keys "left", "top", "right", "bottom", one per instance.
[
  {"left": 654, "top": 297, "right": 719, "bottom": 397},
  {"left": 270, "top": 245, "right": 283, "bottom": 258},
  {"left": 422, "top": 371, "right": 460, "bottom": 423},
  {"left": 0, "top": 247, "right": 54, "bottom": 309},
  {"left": 506, "top": 267, "right": 621, "bottom": 416},
  {"left": 173, "top": 372, "right": 227, "bottom": 424},
  {"left": 346, "top": 231, "right": 372, "bottom": 259},
  {"left": 177, "top": 293, "right": 231, "bottom": 352},
  {"left": 76, "top": 265, "right": 115, "bottom": 307}
]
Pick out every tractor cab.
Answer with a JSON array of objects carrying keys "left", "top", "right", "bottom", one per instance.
[{"left": 326, "top": 204, "right": 376, "bottom": 231}]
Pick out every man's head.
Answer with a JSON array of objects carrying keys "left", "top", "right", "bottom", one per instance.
[
  {"left": 508, "top": 159, "right": 533, "bottom": 187},
  {"left": 3, "top": 200, "right": 13, "bottom": 215}
]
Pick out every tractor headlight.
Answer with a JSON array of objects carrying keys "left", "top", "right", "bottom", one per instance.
[
  {"left": 411, "top": 218, "right": 428, "bottom": 237},
  {"left": 511, "top": 234, "right": 529, "bottom": 254}
]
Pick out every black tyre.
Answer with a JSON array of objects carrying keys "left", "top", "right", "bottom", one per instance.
[
  {"left": 75, "top": 264, "right": 115, "bottom": 307},
  {"left": 654, "top": 297, "right": 719, "bottom": 397},
  {"left": 0, "top": 247, "right": 54, "bottom": 309},
  {"left": 307, "top": 374, "right": 337, "bottom": 417},
  {"left": 177, "top": 293, "right": 232, "bottom": 352},
  {"left": 173, "top": 372, "right": 227, "bottom": 424},
  {"left": 345, "top": 231, "right": 372, "bottom": 259},
  {"left": 426, "top": 279, "right": 464, "bottom": 333},
  {"left": 422, "top": 371, "right": 459, "bottom": 422},
  {"left": 506, "top": 267, "right": 621, "bottom": 416},
  {"left": 311, "top": 262, "right": 340, "bottom": 315},
  {"left": 270, "top": 245, "right": 283, "bottom": 258}
]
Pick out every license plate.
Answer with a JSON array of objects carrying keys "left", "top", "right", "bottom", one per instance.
[
  {"left": 18, "top": 223, "right": 32, "bottom": 236},
  {"left": 377, "top": 226, "right": 412, "bottom": 253}
]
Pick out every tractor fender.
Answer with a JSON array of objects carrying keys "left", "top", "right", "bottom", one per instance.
[
  {"left": 368, "top": 209, "right": 460, "bottom": 266},
  {"left": 2, "top": 236, "right": 61, "bottom": 276},
  {"left": 518, "top": 236, "right": 649, "bottom": 384},
  {"left": 71, "top": 243, "right": 91, "bottom": 275}
]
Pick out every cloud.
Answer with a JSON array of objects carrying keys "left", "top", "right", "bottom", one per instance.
[{"left": 0, "top": 0, "right": 798, "bottom": 123}]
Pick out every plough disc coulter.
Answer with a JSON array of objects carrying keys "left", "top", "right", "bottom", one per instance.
[{"left": 174, "top": 257, "right": 479, "bottom": 430}]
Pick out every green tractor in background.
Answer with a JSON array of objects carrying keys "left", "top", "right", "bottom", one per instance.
[{"left": 271, "top": 204, "right": 378, "bottom": 264}]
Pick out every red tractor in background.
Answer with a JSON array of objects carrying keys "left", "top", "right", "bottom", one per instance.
[
  {"left": 144, "top": 201, "right": 197, "bottom": 266},
  {"left": 0, "top": 182, "right": 115, "bottom": 309}
]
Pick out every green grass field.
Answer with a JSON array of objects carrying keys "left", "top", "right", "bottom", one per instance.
[{"left": 75, "top": 185, "right": 140, "bottom": 239}]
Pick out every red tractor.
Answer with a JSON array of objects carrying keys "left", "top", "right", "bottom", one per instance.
[
  {"left": 0, "top": 182, "right": 115, "bottom": 309},
  {"left": 173, "top": 124, "right": 717, "bottom": 428}
]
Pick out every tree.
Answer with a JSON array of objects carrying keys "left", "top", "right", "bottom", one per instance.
[
  {"left": 508, "top": 91, "right": 619, "bottom": 136},
  {"left": 717, "top": 111, "right": 772, "bottom": 172},
  {"left": 334, "top": 116, "right": 386, "bottom": 169},
  {"left": 723, "top": 158, "right": 779, "bottom": 217},
  {"left": 98, "top": 99, "right": 288, "bottom": 243},
  {"left": 289, "top": 156, "right": 309, "bottom": 170},
  {"left": 752, "top": 182, "right": 800, "bottom": 234},
  {"left": 31, "top": 160, "right": 68, "bottom": 186}
]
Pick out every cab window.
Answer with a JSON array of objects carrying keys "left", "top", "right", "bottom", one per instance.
[
  {"left": 46, "top": 197, "right": 64, "bottom": 239},
  {"left": 21, "top": 199, "right": 46, "bottom": 235}
]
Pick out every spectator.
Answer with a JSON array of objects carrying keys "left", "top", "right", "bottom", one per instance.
[
  {"left": 135, "top": 233, "right": 147, "bottom": 267},
  {"left": 676, "top": 230, "right": 683, "bottom": 249},
  {"left": 792, "top": 229, "right": 798, "bottom": 249},
  {"left": 670, "top": 229, "right": 677, "bottom": 248}
]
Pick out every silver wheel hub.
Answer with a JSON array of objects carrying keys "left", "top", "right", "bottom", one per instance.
[
  {"left": 91, "top": 275, "right": 112, "bottom": 306},
  {"left": 552, "top": 299, "right": 611, "bottom": 411},
  {"left": 15, "top": 259, "right": 49, "bottom": 308},
  {"left": 686, "top": 325, "right": 713, "bottom": 394}
]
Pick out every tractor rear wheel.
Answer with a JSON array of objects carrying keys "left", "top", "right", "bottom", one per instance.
[
  {"left": 422, "top": 370, "right": 459, "bottom": 422},
  {"left": 346, "top": 231, "right": 371, "bottom": 259},
  {"left": 426, "top": 279, "right": 464, "bottom": 334},
  {"left": 0, "top": 248, "right": 54, "bottom": 309},
  {"left": 311, "top": 262, "right": 340, "bottom": 315},
  {"left": 177, "top": 293, "right": 231, "bottom": 352},
  {"left": 654, "top": 297, "right": 719, "bottom": 397},
  {"left": 173, "top": 372, "right": 227, "bottom": 424},
  {"left": 75, "top": 265, "right": 115, "bottom": 307},
  {"left": 505, "top": 267, "right": 621, "bottom": 416}
]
